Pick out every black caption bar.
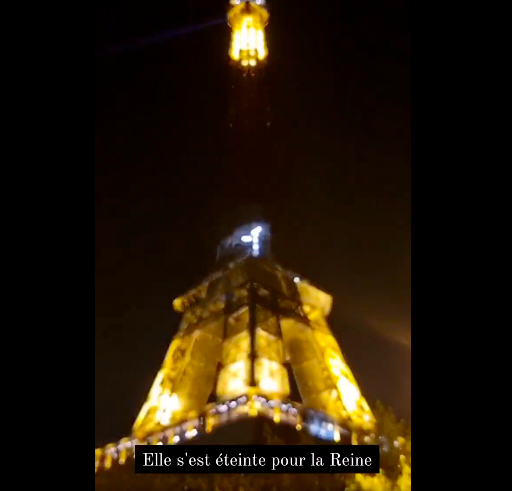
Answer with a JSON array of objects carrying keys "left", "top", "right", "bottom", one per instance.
[{"left": 135, "top": 445, "right": 380, "bottom": 474}]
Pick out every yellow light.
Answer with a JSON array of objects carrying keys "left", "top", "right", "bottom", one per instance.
[
  {"left": 232, "top": 32, "right": 241, "bottom": 60},
  {"left": 296, "top": 424, "right": 303, "bottom": 431},
  {"left": 185, "top": 429, "right": 198, "bottom": 440},
  {"left": 206, "top": 418, "right": 214, "bottom": 434},
  {"left": 336, "top": 376, "right": 361, "bottom": 413},
  {"left": 242, "top": 60, "right": 249, "bottom": 67},
  {"left": 228, "top": 377, "right": 246, "bottom": 392},
  {"left": 104, "top": 445, "right": 116, "bottom": 470},
  {"left": 173, "top": 297, "right": 185, "bottom": 312},
  {"left": 257, "top": 30, "right": 266, "bottom": 60},
  {"left": 119, "top": 438, "right": 130, "bottom": 465},
  {"left": 260, "top": 377, "right": 278, "bottom": 392},
  {"left": 255, "top": 358, "right": 290, "bottom": 397},
  {"left": 327, "top": 352, "right": 369, "bottom": 418},
  {"left": 156, "top": 392, "right": 181, "bottom": 427},
  {"left": 228, "top": 2, "right": 269, "bottom": 65},
  {"left": 334, "top": 430, "right": 341, "bottom": 443},
  {"left": 250, "top": 59, "right": 257, "bottom": 67},
  {"left": 218, "top": 359, "right": 250, "bottom": 399},
  {"left": 249, "top": 27, "right": 257, "bottom": 50},
  {"left": 95, "top": 449, "right": 103, "bottom": 473},
  {"left": 241, "top": 25, "right": 249, "bottom": 49}
]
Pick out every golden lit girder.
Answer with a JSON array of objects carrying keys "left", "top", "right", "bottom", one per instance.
[
  {"left": 228, "top": 0, "right": 269, "bottom": 68},
  {"left": 296, "top": 282, "right": 375, "bottom": 430},
  {"left": 131, "top": 256, "right": 375, "bottom": 441},
  {"left": 132, "top": 317, "right": 223, "bottom": 439}
]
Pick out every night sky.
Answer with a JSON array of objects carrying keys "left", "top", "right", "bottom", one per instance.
[{"left": 95, "top": 0, "right": 411, "bottom": 447}]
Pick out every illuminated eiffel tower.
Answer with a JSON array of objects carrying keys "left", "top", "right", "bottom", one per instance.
[
  {"left": 95, "top": 222, "right": 375, "bottom": 472},
  {"left": 95, "top": 1, "right": 375, "bottom": 474}
]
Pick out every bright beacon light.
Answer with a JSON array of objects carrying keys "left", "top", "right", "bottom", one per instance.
[{"left": 251, "top": 226, "right": 264, "bottom": 256}]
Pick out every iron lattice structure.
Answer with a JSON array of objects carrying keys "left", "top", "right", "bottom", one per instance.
[
  {"left": 95, "top": 223, "right": 375, "bottom": 473},
  {"left": 95, "top": 3, "right": 375, "bottom": 474}
]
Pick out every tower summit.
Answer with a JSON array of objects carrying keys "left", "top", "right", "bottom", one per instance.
[
  {"left": 227, "top": 0, "right": 272, "bottom": 131},
  {"left": 96, "top": 223, "right": 376, "bottom": 472},
  {"left": 228, "top": 0, "right": 269, "bottom": 69}
]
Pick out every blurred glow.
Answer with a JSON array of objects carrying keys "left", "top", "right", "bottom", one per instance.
[
  {"left": 294, "top": 277, "right": 301, "bottom": 284},
  {"left": 251, "top": 226, "right": 263, "bottom": 256},
  {"left": 185, "top": 429, "right": 198, "bottom": 439},
  {"left": 334, "top": 430, "right": 341, "bottom": 443},
  {"left": 249, "top": 27, "right": 257, "bottom": 50},
  {"left": 325, "top": 350, "right": 374, "bottom": 428},
  {"left": 95, "top": 449, "right": 103, "bottom": 473},
  {"left": 229, "top": 1, "right": 269, "bottom": 66},
  {"left": 217, "top": 359, "right": 250, "bottom": 399},
  {"left": 241, "top": 235, "right": 253, "bottom": 243},
  {"left": 104, "top": 445, "right": 116, "bottom": 470},
  {"left": 133, "top": 371, "right": 165, "bottom": 432},
  {"left": 336, "top": 376, "right": 361, "bottom": 413},
  {"left": 118, "top": 438, "right": 130, "bottom": 465},
  {"left": 232, "top": 32, "right": 241, "bottom": 61},
  {"left": 260, "top": 377, "right": 279, "bottom": 393},
  {"left": 257, "top": 30, "right": 266, "bottom": 60},
  {"left": 156, "top": 392, "right": 181, "bottom": 427},
  {"left": 256, "top": 358, "right": 290, "bottom": 397},
  {"left": 328, "top": 354, "right": 360, "bottom": 412}
]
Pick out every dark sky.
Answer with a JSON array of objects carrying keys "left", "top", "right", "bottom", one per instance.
[{"left": 95, "top": 0, "right": 411, "bottom": 448}]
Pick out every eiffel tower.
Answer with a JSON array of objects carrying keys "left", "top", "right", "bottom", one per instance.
[
  {"left": 95, "top": 1, "right": 375, "bottom": 474},
  {"left": 95, "top": 222, "right": 375, "bottom": 472}
]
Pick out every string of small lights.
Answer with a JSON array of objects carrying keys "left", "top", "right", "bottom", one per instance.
[{"left": 95, "top": 394, "right": 352, "bottom": 473}]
